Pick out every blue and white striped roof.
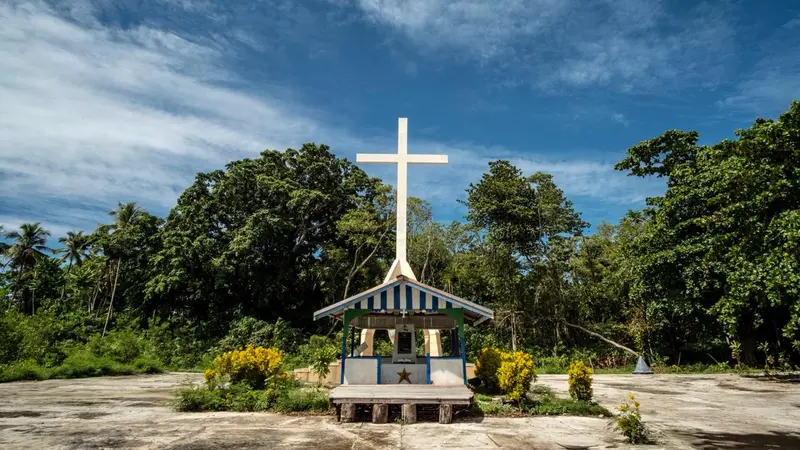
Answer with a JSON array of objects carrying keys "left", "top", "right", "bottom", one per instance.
[{"left": 313, "top": 276, "right": 493, "bottom": 325}]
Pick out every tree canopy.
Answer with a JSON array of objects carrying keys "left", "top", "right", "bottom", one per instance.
[{"left": 2, "top": 101, "right": 799, "bottom": 370}]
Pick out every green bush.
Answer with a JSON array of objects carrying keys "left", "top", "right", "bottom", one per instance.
[
  {"left": 173, "top": 383, "right": 327, "bottom": 413},
  {"left": 295, "top": 335, "right": 339, "bottom": 380},
  {"left": 87, "top": 329, "right": 145, "bottom": 363},
  {"left": 173, "top": 385, "right": 228, "bottom": 412},
  {"left": 273, "top": 388, "right": 331, "bottom": 413},
  {"left": 567, "top": 360, "right": 593, "bottom": 401},
  {"left": 0, "top": 360, "right": 49, "bottom": 382},
  {"left": 49, "top": 350, "right": 133, "bottom": 379},
  {"left": 132, "top": 355, "right": 165, "bottom": 374},
  {"left": 0, "top": 348, "right": 163, "bottom": 383}
]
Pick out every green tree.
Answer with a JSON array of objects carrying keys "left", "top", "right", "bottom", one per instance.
[
  {"left": 146, "top": 143, "right": 384, "bottom": 332},
  {"left": 615, "top": 101, "right": 800, "bottom": 364},
  {"left": 5, "top": 222, "right": 51, "bottom": 311},
  {"left": 334, "top": 184, "right": 394, "bottom": 299},
  {"left": 54, "top": 231, "right": 91, "bottom": 301},
  {"left": 462, "top": 161, "right": 587, "bottom": 350}
]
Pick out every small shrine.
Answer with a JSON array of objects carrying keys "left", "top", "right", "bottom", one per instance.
[{"left": 313, "top": 118, "right": 494, "bottom": 424}]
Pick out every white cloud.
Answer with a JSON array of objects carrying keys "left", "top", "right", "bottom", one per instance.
[
  {"left": 353, "top": 0, "right": 735, "bottom": 92},
  {"left": 612, "top": 113, "right": 629, "bottom": 126},
  {"left": 784, "top": 15, "right": 800, "bottom": 29},
  {"left": 718, "top": 14, "right": 800, "bottom": 115},
  {"left": 0, "top": 1, "right": 656, "bottom": 238}
]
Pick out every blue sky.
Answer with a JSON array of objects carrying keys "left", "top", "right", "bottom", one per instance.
[{"left": 1, "top": 0, "right": 799, "bottom": 240}]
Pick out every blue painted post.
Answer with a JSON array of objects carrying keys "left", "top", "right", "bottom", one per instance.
[
  {"left": 426, "top": 353, "right": 431, "bottom": 384},
  {"left": 377, "top": 357, "right": 382, "bottom": 384}
]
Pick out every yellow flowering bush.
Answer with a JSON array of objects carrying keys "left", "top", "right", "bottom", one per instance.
[
  {"left": 613, "top": 394, "right": 650, "bottom": 444},
  {"left": 204, "top": 345, "right": 287, "bottom": 390},
  {"left": 497, "top": 351, "right": 536, "bottom": 402},
  {"left": 475, "top": 347, "right": 504, "bottom": 392},
  {"left": 567, "top": 360, "right": 593, "bottom": 401}
]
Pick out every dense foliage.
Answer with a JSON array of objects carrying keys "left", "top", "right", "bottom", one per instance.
[{"left": 2, "top": 103, "right": 800, "bottom": 380}]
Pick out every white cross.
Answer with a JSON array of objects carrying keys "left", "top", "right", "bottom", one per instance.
[{"left": 357, "top": 118, "right": 448, "bottom": 282}]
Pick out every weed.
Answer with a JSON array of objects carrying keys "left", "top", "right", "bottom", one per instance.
[{"left": 612, "top": 393, "right": 652, "bottom": 444}]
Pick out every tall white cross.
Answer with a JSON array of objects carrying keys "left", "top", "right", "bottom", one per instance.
[{"left": 357, "top": 118, "right": 448, "bottom": 282}]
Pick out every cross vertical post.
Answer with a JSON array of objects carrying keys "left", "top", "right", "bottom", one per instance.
[
  {"left": 356, "top": 118, "right": 448, "bottom": 282},
  {"left": 396, "top": 118, "right": 408, "bottom": 265}
]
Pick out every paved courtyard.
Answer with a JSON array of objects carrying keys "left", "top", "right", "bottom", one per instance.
[{"left": 0, "top": 372, "right": 798, "bottom": 449}]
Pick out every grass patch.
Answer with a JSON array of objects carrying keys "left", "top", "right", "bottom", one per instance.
[
  {"left": 173, "top": 382, "right": 333, "bottom": 414},
  {"left": 0, "top": 352, "right": 164, "bottom": 383},
  {"left": 538, "top": 363, "right": 764, "bottom": 375},
  {"left": 0, "top": 360, "right": 50, "bottom": 382},
  {"left": 471, "top": 385, "right": 611, "bottom": 418}
]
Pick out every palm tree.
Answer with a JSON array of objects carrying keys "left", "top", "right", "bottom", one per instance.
[
  {"left": 0, "top": 225, "right": 9, "bottom": 266},
  {"left": 54, "top": 230, "right": 92, "bottom": 300},
  {"left": 103, "top": 202, "right": 144, "bottom": 335},
  {"left": 5, "top": 222, "right": 51, "bottom": 307}
]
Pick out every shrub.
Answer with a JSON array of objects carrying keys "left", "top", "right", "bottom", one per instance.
[
  {"left": 497, "top": 351, "right": 536, "bottom": 402},
  {"left": 0, "top": 360, "right": 49, "bottom": 382},
  {"left": 613, "top": 394, "right": 651, "bottom": 444},
  {"left": 475, "top": 347, "right": 504, "bottom": 392},
  {"left": 87, "top": 329, "right": 145, "bottom": 364},
  {"left": 49, "top": 349, "right": 133, "bottom": 379},
  {"left": 273, "top": 388, "right": 332, "bottom": 413},
  {"left": 214, "top": 317, "right": 305, "bottom": 356},
  {"left": 301, "top": 336, "right": 339, "bottom": 381},
  {"left": 567, "top": 360, "right": 593, "bottom": 401},
  {"left": 173, "top": 385, "right": 228, "bottom": 412},
  {"left": 132, "top": 355, "right": 165, "bottom": 374},
  {"left": 204, "top": 345, "right": 286, "bottom": 390}
]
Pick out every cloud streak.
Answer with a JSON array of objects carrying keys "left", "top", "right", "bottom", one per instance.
[
  {"left": 0, "top": 1, "right": 658, "bottom": 238},
  {"left": 352, "top": 0, "right": 736, "bottom": 92}
]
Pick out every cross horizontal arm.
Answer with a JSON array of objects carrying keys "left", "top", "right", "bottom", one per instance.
[
  {"left": 357, "top": 154, "right": 399, "bottom": 163},
  {"left": 406, "top": 154, "right": 448, "bottom": 164}
]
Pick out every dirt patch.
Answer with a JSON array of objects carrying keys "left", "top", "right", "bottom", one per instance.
[
  {"left": 57, "top": 400, "right": 103, "bottom": 407},
  {"left": 602, "top": 384, "right": 684, "bottom": 396},
  {"left": 0, "top": 411, "right": 43, "bottom": 418},
  {"left": 72, "top": 412, "right": 110, "bottom": 420},
  {"left": 127, "top": 401, "right": 162, "bottom": 407},
  {"left": 717, "top": 383, "right": 781, "bottom": 393}
]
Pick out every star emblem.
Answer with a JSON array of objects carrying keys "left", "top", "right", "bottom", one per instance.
[{"left": 397, "top": 367, "right": 412, "bottom": 384}]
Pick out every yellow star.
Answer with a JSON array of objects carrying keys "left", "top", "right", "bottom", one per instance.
[{"left": 397, "top": 367, "right": 412, "bottom": 384}]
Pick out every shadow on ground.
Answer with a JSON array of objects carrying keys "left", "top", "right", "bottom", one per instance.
[{"left": 677, "top": 431, "right": 800, "bottom": 449}]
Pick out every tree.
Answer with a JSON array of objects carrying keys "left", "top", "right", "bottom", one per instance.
[
  {"left": 54, "top": 231, "right": 91, "bottom": 301},
  {"left": 0, "top": 225, "right": 9, "bottom": 263},
  {"left": 97, "top": 201, "right": 154, "bottom": 335},
  {"left": 5, "top": 222, "right": 51, "bottom": 311},
  {"left": 146, "top": 143, "right": 384, "bottom": 331},
  {"left": 462, "top": 161, "right": 587, "bottom": 350},
  {"left": 615, "top": 100, "right": 800, "bottom": 364},
  {"left": 333, "top": 185, "right": 394, "bottom": 300}
]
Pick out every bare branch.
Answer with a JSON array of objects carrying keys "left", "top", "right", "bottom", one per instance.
[{"left": 564, "top": 321, "right": 639, "bottom": 356}]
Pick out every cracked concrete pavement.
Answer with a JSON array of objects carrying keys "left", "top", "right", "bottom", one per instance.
[{"left": 0, "top": 372, "right": 798, "bottom": 449}]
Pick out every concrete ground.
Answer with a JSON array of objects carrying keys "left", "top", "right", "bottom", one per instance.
[{"left": 0, "top": 373, "right": 798, "bottom": 449}]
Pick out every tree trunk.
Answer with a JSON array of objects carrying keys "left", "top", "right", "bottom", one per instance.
[
  {"left": 103, "top": 259, "right": 122, "bottom": 337},
  {"left": 511, "top": 313, "right": 517, "bottom": 351},
  {"left": 565, "top": 322, "right": 639, "bottom": 357}
]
